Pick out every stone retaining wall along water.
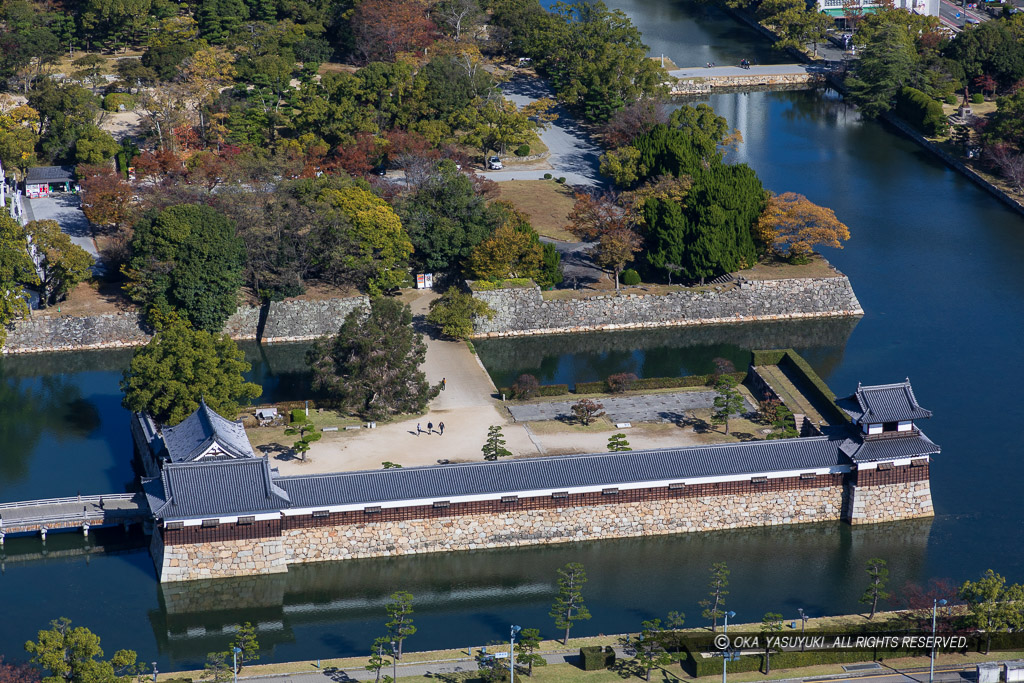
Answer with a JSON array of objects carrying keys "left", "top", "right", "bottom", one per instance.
[
  {"left": 1, "top": 296, "right": 370, "bottom": 354},
  {"left": 469, "top": 276, "right": 863, "bottom": 338}
]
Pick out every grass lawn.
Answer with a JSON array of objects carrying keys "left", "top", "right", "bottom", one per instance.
[
  {"left": 740, "top": 255, "right": 840, "bottom": 280},
  {"left": 527, "top": 416, "right": 617, "bottom": 434},
  {"left": 496, "top": 180, "right": 578, "bottom": 241}
]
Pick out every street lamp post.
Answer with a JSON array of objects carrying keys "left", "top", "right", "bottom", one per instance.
[
  {"left": 723, "top": 611, "right": 737, "bottom": 683},
  {"left": 232, "top": 646, "right": 242, "bottom": 683},
  {"left": 797, "top": 609, "right": 808, "bottom": 652},
  {"left": 152, "top": 662, "right": 157, "bottom": 683},
  {"left": 930, "top": 599, "right": 947, "bottom": 683},
  {"left": 511, "top": 625, "right": 522, "bottom": 683},
  {"left": 391, "top": 641, "right": 398, "bottom": 683}
]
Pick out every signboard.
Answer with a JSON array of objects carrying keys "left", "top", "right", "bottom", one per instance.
[
  {"left": 494, "top": 652, "right": 509, "bottom": 659},
  {"left": 416, "top": 273, "right": 434, "bottom": 289}
]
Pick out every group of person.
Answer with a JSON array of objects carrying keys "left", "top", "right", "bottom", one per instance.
[
  {"left": 740, "top": 58, "right": 753, "bottom": 69},
  {"left": 417, "top": 421, "right": 444, "bottom": 436}
]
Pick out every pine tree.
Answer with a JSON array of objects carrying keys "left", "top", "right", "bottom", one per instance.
[
  {"left": 482, "top": 425, "right": 512, "bottom": 461},
  {"left": 230, "top": 621, "right": 260, "bottom": 673},
  {"left": 607, "top": 433, "right": 631, "bottom": 452},
  {"left": 860, "top": 558, "right": 890, "bottom": 619},
  {"left": 550, "top": 563, "right": 591, "bottom": 644},
  {"left": 712, "top": 376, "right": 745, "bottom": 435},
  {"left": 760, "top": 613, "right": 783, "bottom": 673},
  {"left": 515, "top": 628, "right": 546, "bottom": 676},
  {"left": 385, "top": 591, "right": 416, "bottom": 659},
  {"left": 698, "top": 562, "right": 730, "bottom": 632}
]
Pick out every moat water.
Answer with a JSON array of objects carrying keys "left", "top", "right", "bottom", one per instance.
[{"left": 3, "top": 0, "right": 1024, "bottom": 670}]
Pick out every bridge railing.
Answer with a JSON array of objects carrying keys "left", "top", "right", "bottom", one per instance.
[{"left": 0, "top": 493, "right": 137, "bottom": 510}]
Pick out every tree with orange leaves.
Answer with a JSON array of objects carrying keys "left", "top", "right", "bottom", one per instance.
[
  {"left": 78, "top": 164, "right": 135, "bottom": 230},
  {"left": 351, "top": 0, "right": 436, "bottom": 63},
  {"left": 756, "top": 192, "right": 850, "bottom": 263},
  {"left": 566, "top": 192, "right": 643, "bottom": 290}
]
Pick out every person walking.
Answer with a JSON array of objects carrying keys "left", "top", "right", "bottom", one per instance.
[
  {"left": 441, "top": 378, "right": 447, "bottom": 391},
  {"left": 417, "top": 422, "right": 422, "bottom": 435},
  {"left": 427, "top": 421, "right": 434, "bottom": 434},
  {"left": 439, "top": 422, "right": 445, "bottom": 436}
]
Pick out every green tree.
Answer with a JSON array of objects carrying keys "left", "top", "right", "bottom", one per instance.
[
  {"left": 514, "top": 628, "right": 545, "bottom": 676},
  {"left": 204, "top": 652, "right": 232, "bottom": 683},
  {"left": 712, "top": 375, "right": 744, "bottom": 435},
  {"left": 766, "top": 403, "right": 798, "bottom": 439},
  {"left": 482, "top": 425, "right": 512, "bottom": 461},
  {"left": 24, "top": 220, "right": 94, "bottom": 308},
  {"left": 760, "top": 613, "right": 784, "bottom": 674},
  {"left": 427, "top": 289, "right": 495, "bottom": 340},
  {"left": 467, "top": 222, "right": 543, "bottom": 281},
  {"left": 24, "top": 617, "right": 140, "bottom": 683},
  {"left": 607, "top": 433, "right": 631, "bottom": 452},
  {"left": 699, "top": 562, "right": 730, "bottom": 632},
  {"left": 307, "top": 298, "right": 436, "bottom": 421},
  {"left": 398, "top": 160, "right": 497, "bottom": 274},
  {"left": 846, "top": 23, "right": 921, "bottom": 118},
  {"left": 634, "top": 619, "right": 672, "bottom": 681},
  {"left": 366, "top": 637, "right": 393, "bottom": 683},
  {"left": 959, "top": 570, "right": 1024, "bottom": 653},
  {"left": 230, "top": 622, "right": 259, "bottom": 673},
  {"left": 124, "top": 204, "right": 245, "bottom": 331},
  {"left": 0, "top": 213, "right": 38, "bottom": 348},
  {"left": 284, "top": 421, "right": 321, "bottom": 461},
  {"left": 385, "top": 591, "right": 417, "bottom": 660},
  {"left": 550, "top": 562, "right": 591, "bottom": 645},
  {"left": 27, "top": 81, "right": 97, "bottom": 163},
  {"left": 120, "top": 318, "right": 262, "bottom": 425},
  {"left": 73, "top": 125, "right": 119, "bottom": 165},
  {"left": 571, "top": 398, "right": 605, "bottom": 426},
  {"left": 860, "top": 558, "right": 890, "bottom": 619}
]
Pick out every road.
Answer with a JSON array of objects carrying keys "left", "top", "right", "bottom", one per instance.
[
  {"left": 939, "top": 0, "right": 988, "bottom": 30},
  {"left": 23, "top": 193, "right": 100, "bottom": 260},
  {"left": 229, "top": 658, "right": 989, "bottom": 683},
  {"left": 485, "top": 73, "right": 603, "bottom": 187}
]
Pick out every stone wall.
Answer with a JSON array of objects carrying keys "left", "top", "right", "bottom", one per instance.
[
  {"left": 670, "top": 73, "right": 825, "bottom": 95},
  {"left": 156, "top": 483, "right": 845, "bottom": 581},
  {"left": 2, "top": 295, "right": 369, "bottom": 354},
  {"left": 470, "top": 276, "right": 863, "bottom": 338},
  {"left": 844, "top": 481, "right": 934, "bottom": 524},
  {"left": 159, "top": 535, "right": 288, "bottom": 581}
]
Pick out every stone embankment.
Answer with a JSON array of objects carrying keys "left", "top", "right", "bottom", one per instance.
[
  {"left": 670, "top": 72, "right": 825, "bottom": 95},
  {"left": 2, "top": 296, "right": 369, "bottom": 354},
  {"left": 470, "top": 276, "right": 863, "bottom": 338}
]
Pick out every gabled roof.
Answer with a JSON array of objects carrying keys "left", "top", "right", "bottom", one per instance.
[
  {"left": 837, "top": 380, "right": 932, "bottom": 424},
  {"left": 144, "top": 457, "right": 290, "bottom": 519},
  {"left": 275, "top": 437, "right": 852, "bottom": 509},
  {"left": 160, "top": 400, "right": 256, "bottom": 463},
  {"left": 839, "top": 431, "right": 940, "bottom": 463},
  {"left": 25, "top": 165, "right": 75, "bottom": 183}
]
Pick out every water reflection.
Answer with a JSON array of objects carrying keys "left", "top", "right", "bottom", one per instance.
[{"left": 476, "top": 316, "right": 859, "bottom": 389}]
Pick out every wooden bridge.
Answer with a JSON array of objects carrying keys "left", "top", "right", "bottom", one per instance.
[{"left": 0, "top": 493, "right": 150, "bottom": 543}]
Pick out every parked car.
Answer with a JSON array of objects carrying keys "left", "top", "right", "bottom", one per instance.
[{"left": 488, "top": 156, "right": 503, "bottom": 170}]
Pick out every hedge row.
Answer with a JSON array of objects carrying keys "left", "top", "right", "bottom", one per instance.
[
  {"left": 470, "top": 278, "right": 536, "bottom": 291},
  {"left": 580, "top": 646, "right": 616, "bottom": 670},
  {"left": 895, "top": 86, "right": 946, "bottom": 137},
  {"left": 498, "top": 384, "right": 570, "bottom": 398},
  {"left": 575, "top": 371, "right": 747, "bottom": 395},
  {"left": 681, "top": 646, "right": 909, "bottom": 678}
]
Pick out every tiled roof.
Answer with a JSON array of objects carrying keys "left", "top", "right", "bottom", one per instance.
[
  {"left": 837, "top": 380, "right": 932, "bottom": 424},
  {"left": 839, "top": 432, "right": 940, "bottom": 463},
  {"left": 25, "top": 165, "right": 75, "bottom": 183},
  {"left": 276, "top": 437, "right": 851, "bottom": 509},
  {"left": 160, "top": 400, "right": 256, "bottom": 463},
  {"left": 144, "top": 457, "right": 290, "bottom": 519}
]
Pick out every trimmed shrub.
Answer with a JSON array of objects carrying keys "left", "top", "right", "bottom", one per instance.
[
  {"left": 607, "top": 372, "right": 638, "bottom": 393},
  {"left": 945, "top": 93, "right": 958, "bottom": 105},
  {"left": 556, "top": 177, "right": 566, "bottom": 183},
  {"left": 543, "top": 172, "right": 553, "bottom": 179},
  {"left": 894, "top": 87, "right": 947, "bottom": 136},
  {"left": 511, "top": 374, "right": 540, "bottom": 399},
  {"left": 499, "top": 383, "right": 569, "bottom": 397},
  {"left": 290, "top": 408, "right": 309, "bottom": 424},
  {"left": 102, "top": 92, "right": 134, "bottom": 112},
  {"left": 574, "top": 372, "right": 746, "bottom": 395},
  {"left": 971, "top": 92, "right": 984, "bottom": 104},
  {"left": 470, "top": 278, "right": 536, "bottom": 291},
  {"left": 580, "top": 646, "right": 616, "bottom": 670},
  {"left": 515, "top": 143, "right": 531, "bottom": 156},
  {"left": 621, "top": 268, "right": 641, "bottom": 286}
]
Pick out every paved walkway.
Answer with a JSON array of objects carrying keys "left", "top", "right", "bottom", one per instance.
[
  {"left": 668, "top": 63, "right": 826, "bottom": 79},
  {"left": 23, "top": 194, "right": 100, "bottom": 259},
  {"left": 507, "top": 391, "right": 755, "bottom": 425}
]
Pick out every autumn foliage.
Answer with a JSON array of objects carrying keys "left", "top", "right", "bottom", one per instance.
[
  {"left": 566, "top": 192, "right": 643, "bottom": 289},
  {"left": 78, "top": 164, "right": 135, "bottom": 230},
  {"left": 351, "top": 0, "right": 437, "bottom": 63},
  {"left": 756, "top": 192, "right": 851, "bottom": 261}
]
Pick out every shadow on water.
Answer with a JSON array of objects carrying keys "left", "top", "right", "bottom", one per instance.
[
  {"left": 475, "top": 316, "right": 859, "bottom": 389},
  {"left": 146, "top": 517, "right": 931, "bottom": 668}
]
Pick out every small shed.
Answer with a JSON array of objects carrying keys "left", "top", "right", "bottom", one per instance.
[
  {"left": 1006, "top": 661, "right": 1024, "bottom": 683},
  {"left": 255, "top": 407, "right": 279, "bottom": 425},
  {"left": 978, "top": 662, "right": 1001, "bottom": 683},
  {"left": 25, "top": 165, "right": 76, "bottom": 198}
]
